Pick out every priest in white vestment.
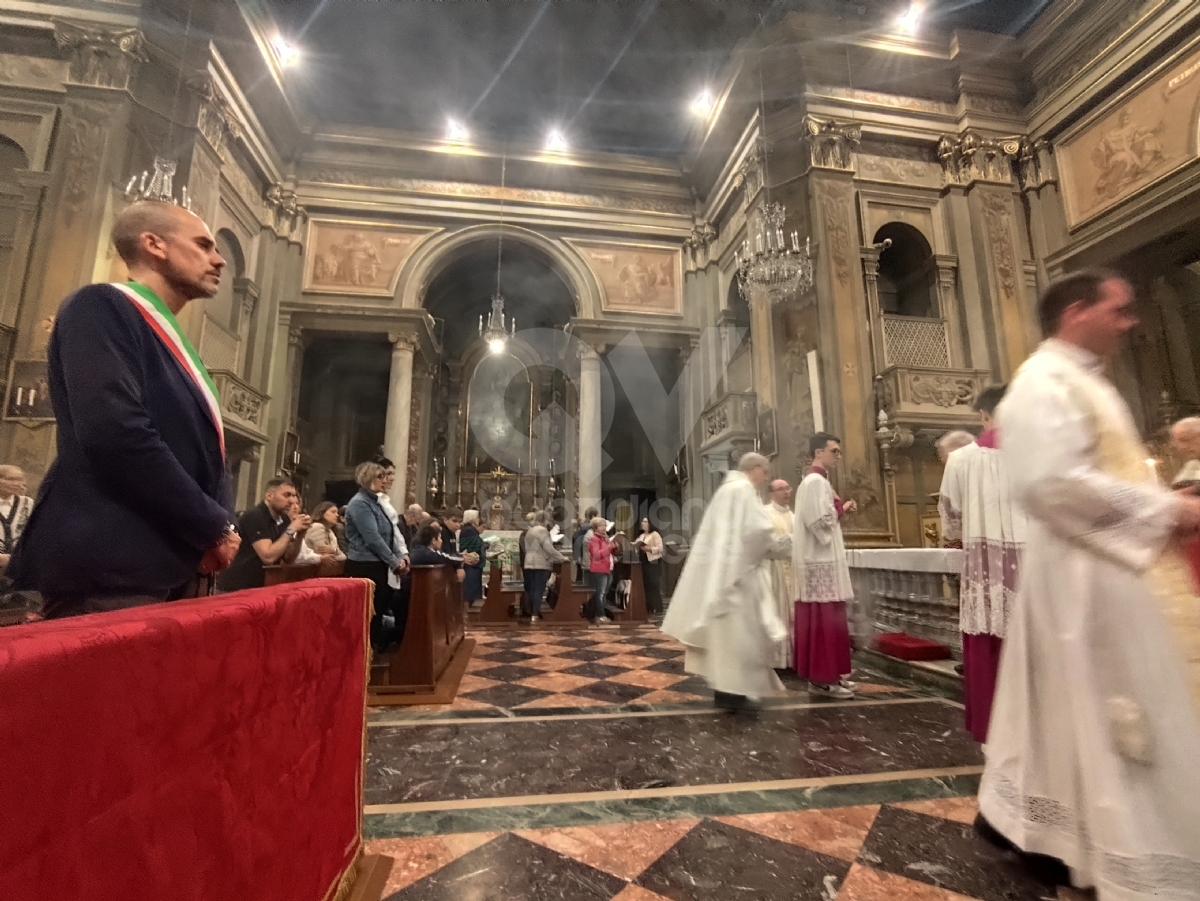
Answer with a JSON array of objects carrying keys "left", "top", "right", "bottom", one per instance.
[
  {"left": 793, "top": 432, "right": 858, "bottom": 699},
  {"left": 661, "top": 452, "right": 788, "bottom": 711},
  {"left": 1170, "top": 416, "right": 1200, "bottom": 589},
  {"left": 765, "top": 479, "right": 795, "bottom": 668},
  {"left": 978, "top": 270, "right": 1200, "bottom": 900},
  {"left": 939, "top": 384, "right": 1029, "bottom": 743}
]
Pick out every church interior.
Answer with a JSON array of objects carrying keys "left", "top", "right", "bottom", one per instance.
[{"left": 1, "top": 0, "right": 1199, "bottom": 898}]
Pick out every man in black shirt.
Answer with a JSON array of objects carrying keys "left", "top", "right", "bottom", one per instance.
[{"left": 217, "top": 478, "right": 310, "bottom": 591}]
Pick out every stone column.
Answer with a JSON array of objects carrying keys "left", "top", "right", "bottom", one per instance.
[
  {"left": 577, "top": 344, "right": 603, "bottom": 513},
  {"left": 383, "top": 333, "right": 416, "bottom": 508}
]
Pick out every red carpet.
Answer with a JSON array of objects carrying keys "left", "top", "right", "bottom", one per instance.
[{"left": 0, "top": 578, "right": 371, "bottom": 901}]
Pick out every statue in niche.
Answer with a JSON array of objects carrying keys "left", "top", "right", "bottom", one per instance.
[{"left": 1092, "top": 110, "right": 1165, "bottom": 200}]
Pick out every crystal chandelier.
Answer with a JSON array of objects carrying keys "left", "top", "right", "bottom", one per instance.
[
  {"left": 735, "top": 202, "right": 812, "bottom": 304},
  {"left": 124, "top": 156, "right": 192, "bottom": 210},
  {"left": 480, "top": 154, "right": 515, "bottom": 354},
  {"left": 479, "top": 293, "right": 515, "bottom": 354}
]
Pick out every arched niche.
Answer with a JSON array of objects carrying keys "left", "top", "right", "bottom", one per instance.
[
  {"left": 874, "top": 222, "right": 936, "bottom": 318},
  {"left": 207, "top": 228, "right": 245, "bottom": 332},
  {"left": 0, "top": 135, "right": 28, "bottom": 179},
  {"left": 399, "top": 223, "right": 600, "bottom": 318}
]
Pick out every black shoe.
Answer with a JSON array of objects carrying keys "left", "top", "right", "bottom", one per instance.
[
  {"left": 974, "top": 814, "right": 1072, "bottom": 886},
  {"left": 954, "top": 662, "right": 964, "bottom": 675}
]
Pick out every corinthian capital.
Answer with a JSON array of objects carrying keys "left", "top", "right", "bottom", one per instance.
[
  {"left": 188, "top": 73, "right": 243, "bottom": 159},
  {"left": 936, "top": 130, "right": 1021, "bottom": 187},
  {"left": 802, "top": 115, "right": 862, "bottom": 171},
  {"left": 54, "top": 21, "right": 147, "bottom": 90}
]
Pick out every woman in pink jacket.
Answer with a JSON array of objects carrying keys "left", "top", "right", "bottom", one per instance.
[{"left": 586, "top": 517, "right": 620, "bottom": 624}]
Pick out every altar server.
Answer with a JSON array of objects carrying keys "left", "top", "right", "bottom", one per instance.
[
  {"left": 662, "top": 452, "right": 788, "bottom": 712},
  {"left": 764, "top": 479, "right": 795, "bottom": 667},
  {"left": 793, "top": 433, "right": 858, "bottom": 699},
  {"left": 977, "top": 270, "right": 1200, "bottom": 899},
  {"left": 939, "top": 384, "right": 1029, "bottom": 742},
  {"left": 11, "top": 201, "right": 239, "bottom": 616}
]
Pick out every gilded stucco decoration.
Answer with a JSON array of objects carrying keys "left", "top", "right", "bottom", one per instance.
[
  {"left": 1058, "top": 46, "right": 1200, "bottom": 227},
  {"left": 802, "top": 115, "right": 862, "bottom": 170},
  {"left": 909, "top": 373, "right": 976, "bottom": 408},
  {"left": 937, "top": 131, "right": 1021, "bottom": 186},
  {"left": 304, "top": 220, "right": 431, "bottom": 296},
  {"left": 53, "top": 22, "right": 146, "bottom": 90},
  {"left": 302, "top": 168, "right": 692, "bottom": 217},
  {"left": 815, "top": 184, "right": 853, "bottom": 285},
  {"left": 569, "top": 240, "right": 682, "bottom": 315}
]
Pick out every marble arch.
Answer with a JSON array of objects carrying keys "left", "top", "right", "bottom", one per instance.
[{"left": 397, "top": 223, "right": 601, "bottom": 319}]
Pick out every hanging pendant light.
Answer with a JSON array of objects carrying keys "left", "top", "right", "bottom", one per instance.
[
  {"left": 735, "top": 60, "right": 813, "bottom": 305},
  {"left": 123, "top": 4, "right": 196, "bottom": 209},
  {"left": 479, "top": 154, "right": 515, "bottom": 353}
]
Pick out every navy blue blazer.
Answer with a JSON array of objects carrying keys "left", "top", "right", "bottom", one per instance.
[{"left": 10, "top": 283, "right": 233, "bottom": 597}]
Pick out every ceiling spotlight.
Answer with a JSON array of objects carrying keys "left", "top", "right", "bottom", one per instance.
[
  {"left": 545, "top": 129, "right": 568, "bottom": 153},
  {"left": 446, "top": 119, "right": 469, "bottom": 142},
  {"left": 689, "top": 89, "right": 715, "bottom": 118},
  {"left": 272, "top": 35, "right": 300, "bottom": 67},
  {"left": 895, "top": 1, "right": 925, "bottom": 35}
]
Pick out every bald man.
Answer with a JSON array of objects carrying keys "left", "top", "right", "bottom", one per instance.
[
  {"left": 1171, "top": 416, "right": 1200, "bottom": 488},
  {"left": 10, "top": 201, "right": 241, "bottom": 617}
]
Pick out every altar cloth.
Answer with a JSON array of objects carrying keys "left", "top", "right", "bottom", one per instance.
[{"left": 0, "top": 578, "right": 371, "bottom": 901}]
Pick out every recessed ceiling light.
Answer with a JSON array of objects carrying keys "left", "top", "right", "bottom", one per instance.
[
  {"left": 689, "top": 89, "right": 715, "bottom": 117},
  {"left": 446, "top": 119, "right": 469, "bottom": 142},
  {"left": 895, "top": 1, "right": 925, "bottom": 35},
  {"left": 545, "top": 129, "right": 568, "bottom": 153},
  {"left": 272, "top": 35, "right": 300, "bottom": 67}
]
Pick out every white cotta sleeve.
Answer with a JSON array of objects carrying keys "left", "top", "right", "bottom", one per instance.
[
  {"left": 799, "top": 479, "right": 837, "bottom": 546},
  {"left": 742, "top": 501, "right": 777, "bottom": 567},
  {"left": 938, "top": 453, "right": 964, "bottom": 543},
  {"left": 766, "top": 531, "right": 792, "bottom": 560},
  {"left": 1001, "top": 379, "right": 1179, "bottom": 573}
]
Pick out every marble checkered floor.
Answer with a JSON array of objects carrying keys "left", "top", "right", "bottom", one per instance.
[{"left": 363, "top": 626, "right": 1075, "bottom": 900}]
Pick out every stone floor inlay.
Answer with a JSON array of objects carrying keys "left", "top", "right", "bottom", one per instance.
[{"left": 363, "top": 626, "right": 1057, "bottom": 901}]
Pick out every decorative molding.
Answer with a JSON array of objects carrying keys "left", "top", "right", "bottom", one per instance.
[
  {"left": 1016, "top": 138, "right": 1055, "bottom": 191},
  {"left": 265, "top": 184, "right": 306, "bottom": 241},
  {"left": 1037, "top": 1, "right": 1162, "bottom": 100},
  {"left": 0, "top": 53, "right": 69, "bottom": 91},
  {"left": 981, "top": 191, "right": 1019, "bottom": 305},
  {"left": 287, "top": 325, "right": 304, "bottom": 348},
  {"left": 815, "top": 183, "right": 853, "bottom": 286},
  {"left": 59, "top": 102, "right": 108, "bottom": 228},
  {"left": 388, "top": 332, "right": 418, "bottom": 353},
  {"left": 802, "top": 115, "right": 862, "bottom": 171},
  {"left": 189, "top": 73, "right": 242, "bottom": 160},
  {"left": 937, "top": 131, "right": 1022, "bottom": 187},
  {"left": 683, "top": 219, "right": 717, "bottom": 271},
  {"left": 909, "top": 373, "right": 976, "bottom": 408},
  {"left": 733, "top": 146, "right": 768, "bottom": 210},
  {"left": 53, "top": 22, "right": 146, "bottom": 90},
  {"left": 301, "top": 167, "right": 693, "bottom": 217}
]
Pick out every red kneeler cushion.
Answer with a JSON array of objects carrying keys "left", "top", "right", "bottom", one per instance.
[{"left": 874, "top": 631, "right": 952, "bottom": 661}]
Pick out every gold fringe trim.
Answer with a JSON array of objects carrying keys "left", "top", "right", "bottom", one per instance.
[{"left": 324, "top": 847, "right": 363, "bottom": 901}]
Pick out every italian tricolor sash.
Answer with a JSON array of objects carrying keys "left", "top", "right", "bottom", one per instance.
[{"left": 110, "top": 281, "right": 225, "bottom": 458}]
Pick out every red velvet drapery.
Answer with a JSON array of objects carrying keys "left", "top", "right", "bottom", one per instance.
[{"left": 0, "top": 578, "right": 371, "bottom": 901}]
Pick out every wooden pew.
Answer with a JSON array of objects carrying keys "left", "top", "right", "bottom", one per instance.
[
  {"left": 613, "top": 558, "right": 648, "bottom": 624},
  {"left": 543, "top": 560, "right": 591, "bottom": 626},
  {"left": 476, "top": 563, "right": 522, "bottom": 623},
  {"left": 263, "top": 562, "right": 321, "bottom": 586},
  {"left": 372, "top": 563, "right": 465, "bottom": 694}
]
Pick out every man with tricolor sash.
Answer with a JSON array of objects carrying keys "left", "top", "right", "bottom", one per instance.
[{"left": 10, "top": 201, "right": 241, "bottom": 617}]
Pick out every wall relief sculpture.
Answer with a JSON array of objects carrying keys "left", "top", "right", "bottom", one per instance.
[
  {"left": 569, "top": 240, "right": 682, "bottom": 315},
  {"left": 909, "top": 373, "right": 976, "bottom": 408},
  {"left": 981, "top": 192, "right": 1019, "bottom": 305},
  {"left": 59, "top": 104, "right": 107, "bottom": 228},
  {"left": 304, "top": 220, "right": 427, "bottom": 295},
  {"left": 815, "top": 185, "right": 853, "bottom": 285},
  {"left": 1058, "top": 46, "right": 1200, "bottom": 227}
]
